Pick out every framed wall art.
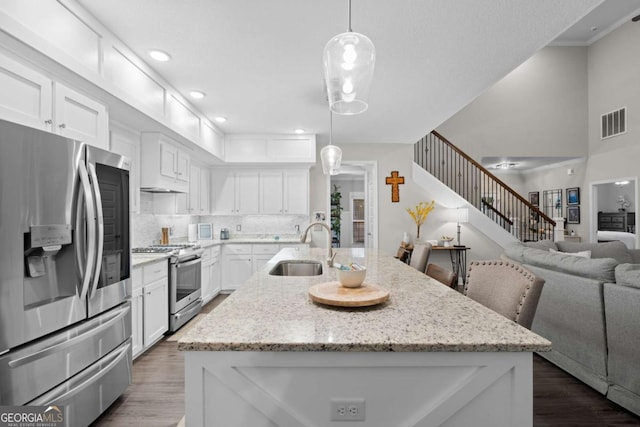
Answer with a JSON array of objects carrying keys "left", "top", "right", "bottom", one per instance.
[
  {"left": 529, "top": 191, "right": 539, "bottom": 206},
  {"left": 567, "top": 206, "right": 581, "bottom": 224},
  {"left": 566, "top": 187, "right": 580, "bottom": 205}
]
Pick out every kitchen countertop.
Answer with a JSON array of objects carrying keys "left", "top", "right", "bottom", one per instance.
[
  {"left": 131, "top": 253, "right": 170, "bottom": 267},
  {"left": 178, "top": 247, "right": 551, "bottom": 353},
  {"left": 131, "top": 236, "right": 307, "bottom": 265}
]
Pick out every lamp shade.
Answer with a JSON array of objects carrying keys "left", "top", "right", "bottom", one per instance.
[
  {"left": 323, "top": 31, "right": 376, "bottom": 115},
  {"left": 320, "top": 144, "right": 342, "bottom": 175},
  {"left": 457, "top": 208, "right": 469, "bottom": 224}
]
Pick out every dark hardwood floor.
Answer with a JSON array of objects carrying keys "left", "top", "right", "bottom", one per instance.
[{"left": 93, "top": 294, "right": 640, "bottom": 426}]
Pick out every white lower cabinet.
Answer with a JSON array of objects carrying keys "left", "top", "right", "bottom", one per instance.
[
  {"left": 131, "top": 287, "right": 144, "bottom": 358},
  {"left": 132, "top": 259, "right": 169, "bottom": 359},
  {"left": 221, "top": 243, "right": 297, "bottom": 291},
  {"left": 201, "top": 246, "right": 221, "bottom": 305}
]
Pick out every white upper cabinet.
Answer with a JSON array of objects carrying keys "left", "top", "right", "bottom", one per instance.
[
  {"left": 140, "top": 133, "right": 190, "bottom": 193},
  {"left": 200, "top": 120, "right": 224, "bottom": 160},
  {"left": 211, "top": 170, "right": 259, "bottom": 214},
  {"left": 166, "top": 93, "right": 200, "bottom": 142},
  {"left": 259, "top": 171, "right": 284, "bottom": 214},
  {"left": 0, "top": 53, "right": 52, "bottom": 131},
  {"left": 109, "top": 124, "right": 141, "bottom": 213},
  {"left": 0, "top": 52, "right": 108, "bottom": 149},
  {"left": 224, "top": 135, "right": 316, "bottom": 164},
  {"left": 54, "top": 82, "right": 108, "bottom": 149},
  {"left": 235, "top": 172, "right": 260, "bottom": 214},
  {"left": 213, "top": 168, "right": 308, "bottom": 215},
  {"left": 199, "top": 167, "right": 210, "bottom": 215},
  {"left": 283, "top": 170, "right": 309, "bottom": 214}
]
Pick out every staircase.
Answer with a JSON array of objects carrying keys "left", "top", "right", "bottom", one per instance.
[{"left": 414, "top": 131, "right": 555, "bottom": 242}]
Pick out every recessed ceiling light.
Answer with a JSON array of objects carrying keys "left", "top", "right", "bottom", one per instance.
[
  {"left": 189, "top": 91, "right": 206, "bottom": 99},
  {"left": 149, "top": 50, "right": 171, "bottom": 62},
  {"left": 294, "top": 129, "right": 305, "bottom": 134},
  {"left": 214, "top": 116, "right": 227, "bottom": 123}
]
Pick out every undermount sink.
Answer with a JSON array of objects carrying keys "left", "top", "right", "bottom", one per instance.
[{"left": 269, "top": 260, "right": 323, "bottom": 276}]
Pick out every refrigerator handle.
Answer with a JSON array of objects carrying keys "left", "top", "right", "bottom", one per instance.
[
  {"left": 78, "top": 162, "right": 96, "bottom": 301},
  {"left": 88, "top": 163, "right": 104, "bottom": 298}
]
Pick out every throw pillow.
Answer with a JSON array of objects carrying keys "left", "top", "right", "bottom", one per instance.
[
  {"left": 550, "top": 248, "right": 591, "bottom": 259},
  {"left": 615, "top": 264, "right": 640, "bottom": 289}
]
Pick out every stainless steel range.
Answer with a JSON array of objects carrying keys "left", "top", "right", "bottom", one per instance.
[{"left": 132, "top": 243, "right": 204, "bottom": 332}]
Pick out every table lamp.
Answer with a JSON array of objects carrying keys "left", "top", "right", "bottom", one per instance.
[{"left": 456, "top": 207, "right": 469, "bottom": 246}]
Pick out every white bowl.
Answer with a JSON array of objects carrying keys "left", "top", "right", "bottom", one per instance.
[{"left": 337, "top": 267, "right": 367, "bottom": 288}]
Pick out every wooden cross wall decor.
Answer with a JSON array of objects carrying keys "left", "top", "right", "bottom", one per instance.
[{"left": 385, "top": 170, "right": 404, "bottom": 203}]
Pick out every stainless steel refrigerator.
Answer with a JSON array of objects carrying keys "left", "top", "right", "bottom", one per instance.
[{"left": 0, "top": 119, "right": 132, "bottom": 426}]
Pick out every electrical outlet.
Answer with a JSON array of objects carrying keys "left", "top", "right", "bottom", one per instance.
[
  {"left": 330, "top": 398, "right": 365, "bottom": 421},
  {"left": 236, "top": 224, "right": 241, "bottom": 231}
]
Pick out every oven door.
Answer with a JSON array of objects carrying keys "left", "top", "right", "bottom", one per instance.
[
  {"left": 170, "top": 257, "right": 202, "bottom": 314},
  {"left": 86, "top": 146, "right": 131, "bottom": 318}
]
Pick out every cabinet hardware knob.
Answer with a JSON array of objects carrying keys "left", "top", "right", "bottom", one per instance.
[
  {"left": 59, "top": 123, "right": 66, "bottom": 129},
  {"left": 44, "top": 119, "right": 53, "bottom": 124}
]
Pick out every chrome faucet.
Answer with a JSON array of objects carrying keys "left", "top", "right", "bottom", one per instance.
[{"left": 300, "top": 221, "right": 336, "bottom": 267}]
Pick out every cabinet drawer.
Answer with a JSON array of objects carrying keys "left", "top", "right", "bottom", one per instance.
[
  {"left": 143, "top": 260, "right": 168, "bottom": 284},
  {"left": 252, "top": 244, "right": 280, "bottom": 255},
  {"left": 200, "top": 247, "right": 213, "bottom": 262},
  {"left": 211, "top": 246, "right": 221, "bottom": 257},
  {"left": 224, "top": 244, "right": 252, "bottom": 255}
]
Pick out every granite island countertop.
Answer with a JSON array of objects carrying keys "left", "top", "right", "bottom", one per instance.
[{"left": 178, "top": 247, "right": 551, "bottom": 353}]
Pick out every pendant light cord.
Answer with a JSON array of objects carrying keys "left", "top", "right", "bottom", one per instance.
[
  {"left": 329, "top": 110, "right": 333, "bottom": 144},
  {"left": 347, "top": 0, "right": 352, "bottom": 32}
]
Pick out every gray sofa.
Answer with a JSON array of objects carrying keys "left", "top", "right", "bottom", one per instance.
[{"left": 504, "top": 240, "right": 640, "bottom": 415}]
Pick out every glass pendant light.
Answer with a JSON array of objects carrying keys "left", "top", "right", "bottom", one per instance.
[
  {"left": 320, "top": 111, "right": 342, "bottom": 175},
  {"left": 323, "top": 0, "right": 376, "bottom": 115}
]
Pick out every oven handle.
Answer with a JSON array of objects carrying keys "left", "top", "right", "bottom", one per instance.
[{"left": 175, "top": 258, "right": 201, "bottom": 269}]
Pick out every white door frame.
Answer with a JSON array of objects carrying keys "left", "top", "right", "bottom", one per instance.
[
  {"left": 589, "top": 176, "right": 638, "bottom": 247},
  {"left": 326, "top": 161, "right": 378, "bottom": 248}
]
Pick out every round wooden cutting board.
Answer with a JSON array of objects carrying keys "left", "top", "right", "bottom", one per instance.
[{"left": 308, "top": 282, "right": 390, "bottom": 307}]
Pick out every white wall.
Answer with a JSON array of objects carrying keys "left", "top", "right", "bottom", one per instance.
[
  {"left": 309, "top": 144, "right": 504, "bottom": 263},
  {"left": 596, "top": 182, "right": 636, "bottom": 213},
  {"left": 437, "top": 46, "right": 589, "bottom": 160}
]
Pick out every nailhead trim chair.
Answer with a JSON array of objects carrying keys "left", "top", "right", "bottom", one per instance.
[{"left": 464, "top": 260, "right": 545, "bottom": 329}]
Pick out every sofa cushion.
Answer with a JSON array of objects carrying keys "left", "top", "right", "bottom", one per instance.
[
  {"left": 615, "top": 264, "right": 640, "bottom": 289},
  {"left": 522, "top": 247, "right": 617, "bottom": 282},
  {"left": 503, "top": 242, "right": 526, "bottom": 263},
  {"left": 524, "top": 240, "right": 558, "bottom": 251},
  {"left": 556, "top": 241, "right": 632, "bottom": 264},
  {"left": 550, "top": 248, "right": 591, "bottom": 258}
]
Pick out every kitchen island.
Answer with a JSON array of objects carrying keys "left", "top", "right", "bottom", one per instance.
[{"left": 179, "top": 248, "right": 550, "bottom": 427}]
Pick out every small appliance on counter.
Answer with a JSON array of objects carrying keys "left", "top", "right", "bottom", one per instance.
[
  {"left": 188, "top": 224, "right": 198, "bottom": 242},
  {"left": 198, "top": 223, "right": 213, "bottom": 240},
  {"left": 220, "top": 228, "right": 230, "bottom": 240}
]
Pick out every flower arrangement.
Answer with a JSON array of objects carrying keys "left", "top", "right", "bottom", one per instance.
[
  {"left": 618, "top": 195, "right": 630, "bottom": 211},
  {"left": 406, "top": 200, "right": 435, "bottom": 239}
]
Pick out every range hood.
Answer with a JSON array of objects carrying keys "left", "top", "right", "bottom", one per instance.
[{"left": 140, "top": 187, "right": 186, "bottom": 194}]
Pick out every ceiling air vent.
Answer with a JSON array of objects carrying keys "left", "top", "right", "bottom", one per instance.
[{"left": 601, "top": 107, "right": 626, "bottom": 139}]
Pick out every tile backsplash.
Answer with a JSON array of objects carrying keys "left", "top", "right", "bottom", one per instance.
[{"left": 133, "top": 193, "right": 310, "bottom": 247}]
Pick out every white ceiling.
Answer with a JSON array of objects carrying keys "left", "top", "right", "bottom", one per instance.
[{"left": 77, "top": 0, "right": 621, "bottom": 146}]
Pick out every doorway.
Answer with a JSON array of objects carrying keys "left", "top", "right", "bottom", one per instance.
[
  {"left": 326, "top": 161, "right": 378, "bottom": 248},
  {"left": 590, "top": 177, "right": 638, "bottom": 248}
]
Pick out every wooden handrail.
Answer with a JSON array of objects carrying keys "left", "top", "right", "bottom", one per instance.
[
  {"left": 414, "top": 131, "right": 557, "bottom": 242},
  {"left": 481, "top": 200, "right": 513, "bottom": 226},
  {"left": 431, "top": 130, "right": 554, "bottom": 225}
]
